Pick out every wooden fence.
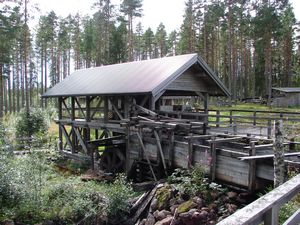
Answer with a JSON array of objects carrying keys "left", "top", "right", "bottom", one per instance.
[
  {"left": 159, "top": 109, "right": 300, "bottom": 138},
  {"left": 217, "top": 173, "right": 300, "bottom": 225}
]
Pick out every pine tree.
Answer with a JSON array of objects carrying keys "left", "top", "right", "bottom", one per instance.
[{"left": 120, "top": 0, "right": 143, "bottom": 61}]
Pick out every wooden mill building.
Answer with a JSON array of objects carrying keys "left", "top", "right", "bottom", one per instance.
[{"left": 44, "top": 53, "right": 282, "bottom": 188}]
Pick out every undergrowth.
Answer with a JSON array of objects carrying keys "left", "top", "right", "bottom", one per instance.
[{"left": 0, "top": 150, "right": 135, "bottom": 224}]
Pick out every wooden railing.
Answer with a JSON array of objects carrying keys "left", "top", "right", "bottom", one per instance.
[
  {"left": 217, "top": 173, "right": 300, "bottom": 225},
  {"left": 158, "top": 109, "right": 300, "bottom": 138}
]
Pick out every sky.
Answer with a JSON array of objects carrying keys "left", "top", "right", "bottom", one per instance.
[{"left": 30, "top": 0, "right": 300, "bottom": 33}]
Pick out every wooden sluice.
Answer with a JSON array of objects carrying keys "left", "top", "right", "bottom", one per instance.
[
  {"left": 56, "top": 109, "right": 300, "bottom": 192},
  {"left": 124, "top": 116, "right": 277, "bottom": 192}
]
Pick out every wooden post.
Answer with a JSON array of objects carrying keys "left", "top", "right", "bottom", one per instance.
[
  {"left": 136, "top": 132, "right": 157, "bottom": 181},
  {"left": 154, "top": 129, "right": 167, "bottom": 176},
  {"left": 71, "top": 97, "right": 76, "bottom": 153},
  {"left": 267, "top": 119, "right": 272, "bottom": 139},
  {"left": 104, "top": 96, "right": 108, "bottom": 123},
  {"left": 264, "top": 205, "right": 279, "bottom": 225},
  {"left": 274, "top": 120, "right": 286, "bottom": 188},
  {"left": 230, "top": 110, "right": 233, "bottom": 126},
  {"left": 124, "top": 96, "right": 130, "bottom": 119},
  {"left": 150, "top": 95, "right": 155, "bottom": 111},
  {"left": 167, "top": 128, "right": 174, "bottom": 168},
  {"left": 203, "top": 92, "right": 208, "bottom": 114},
  {"left": 216, "top": 110, "right": 220, "bottom": 128},
  {"left": 233, "top": 117, "right": 237, "bottom": 135},
  {"left": 248, "top": 141, "right": 256, "bottom": 192},
  {"left": 188, "top": 137, "right": 193, "bottom": 169},
  {"left": 125, "top": 123, "right": 131, "bottom": 176},
  {"left": 86, "top": 96, "right": 93, "bottom": 169},
  {"left": 253, "top": 111, "right": 257, "bottom": 126},
  {"left": 58, "top": 97, "right": 63, "bottom": 151},
  {"left": 210, "top": 136, "right": 217, "bottom": 181}
]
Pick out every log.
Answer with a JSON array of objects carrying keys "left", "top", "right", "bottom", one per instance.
[
  {"left": 239, "top": 152, "right": 300, "bottom": 161},
  {"left": 125, "top": 185, "right": 158, "bottom": 225}
]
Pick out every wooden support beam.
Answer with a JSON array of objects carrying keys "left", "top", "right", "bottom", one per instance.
[
  {"left": 109, "top": 98, "right": 124, "bottom": 120},
  {"left": 210, "top": 136, "right": 217, "bottom": 181},
  {"left": 239, "top": 152, "right": 300, "bottom": 160},
  {"left": 124, "top": 96, "right": 130, "bottom": 119},
  {"left": 154, "top": 129, "right": 168, "bottom": 176},
  {"left": 74, "top": 97, "right": 86, "bottom": 118},
  {"left": 140, "top": 95, "right": 149, "bottom": 107},
  {"left": 73, "top": 127, "right": 88, "bottom": 153},
  {"left": 87, "top": 135, "right": 125, "bottom": 145},
  {"left": 207, "top": 136, "right": 243, "bottom": 144},
  {"left": 85, "top": 96, "right": 91, "bottom": 150},
  {"left": 125, "top": 124, "right": 131, "bottom": 175},
  {"left": 248, "top": 141, "right": 256, "bottom": 192},
  {"left": 136, "top": 132, "right": 158, "bottom": 181},
  {"left": 104, "top": 97, "right": 108, "bottom": 122},
  {"left": 60, "top": 124, "right": 73, "bottom": 151},
  {"left": 58, "top": 97, "right": 63, "bottom": 150},
  {"left": 135, "top": 104, "right": 158, "bottom": 117},
  {"left": 62, "top": 98, "right": 72, "bottom": 118},
  {"left": 167, "top": 128, "right": 174, "bottom": 168},
  {"left": 71, "top": 97, "right": 76, "bottom": 153},
  {"left": 91, "top": 97, "right": 103, "bottom": 119},
  {"left": 188, "top": 138, "right": 194, "bottom": 169}
]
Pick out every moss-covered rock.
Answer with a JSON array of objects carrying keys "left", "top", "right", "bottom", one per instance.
[
  {"left": 155, "top": 185, "right": 172, "bottom": 210},
  {"left": 177, "top": 200, "right": 197, "bottom": 214}
]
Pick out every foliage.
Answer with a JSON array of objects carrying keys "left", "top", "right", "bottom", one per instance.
[
  {"left": 168, "top": 167, "right": 217, "bottom": 197},
  {"left": 105, "top": 174, "right": 135, "bottom": 219},
  {"left": 15, "top": 108, "right": 49, "bottom": 138},
  {"left": 0, "top": 151, "right": 136, "bottom": 224},
  {"left": 0, "top": 123, "right": 6, "bottom": 147}
]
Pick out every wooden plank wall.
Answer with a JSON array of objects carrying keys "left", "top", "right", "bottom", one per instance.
[{"left": 129, "top": 135, "right": 274, "bottom": 189}]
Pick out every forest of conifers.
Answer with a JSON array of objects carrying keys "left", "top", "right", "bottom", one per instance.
[{"left": 0, "top": 0, "right": 299, "bottom": 117}]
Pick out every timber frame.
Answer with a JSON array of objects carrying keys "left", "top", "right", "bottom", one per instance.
[{"left": 44, "top": 54, "right": 300, "bottom": 191}]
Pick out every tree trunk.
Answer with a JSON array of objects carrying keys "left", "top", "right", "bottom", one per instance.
[{"left": 0, "top": 64, "right": 3, "bottom": 119}]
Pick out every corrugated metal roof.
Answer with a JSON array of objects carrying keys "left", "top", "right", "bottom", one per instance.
[
  {"left": 43, "top": 53, "right": 230, "bottom": 98},
  {"left": 272, "top": 87, "right": 300, "bottom": 93}
]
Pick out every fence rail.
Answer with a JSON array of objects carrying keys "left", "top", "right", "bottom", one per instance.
[
  {"left": 217, "top": 173, "right": 300, "bottom": 225},
  {"left": 159, "top": 109, "right": 300, "bottom": 138}
]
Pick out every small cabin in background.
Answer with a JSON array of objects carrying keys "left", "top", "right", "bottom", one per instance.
[{"left": 272, "top": 87, "right": 300, "bottom": 107}]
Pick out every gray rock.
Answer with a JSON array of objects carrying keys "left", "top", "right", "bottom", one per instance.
[
  {"left": 155, "top": 210, "right": 171, "bottom": 221},
  {"left": 227, "top": 191, "right": 238, "bottom": 199},
  {"left": 198, "top": 210, "right": 209, "bottom": 220},
  {"left": 145, "top": 213, "right": 156, "bottom": 225},
  {"left": 170, "top": 204, "right": 178, "bottom": 214},
  {"left": 192, "top": 196, "right": 203, "bottom": 207},
  {"left": 178, "top": 212, "right": 190, "bottom": 219},
  {"left": 154, "top": 216, "right": 173, "bottom": 225},
  {"left": 151, "top": 198, "right": 159, "bottom": 211}
]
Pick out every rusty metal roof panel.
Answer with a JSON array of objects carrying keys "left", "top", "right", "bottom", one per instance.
[{"left": 43, "top": 53, "right": 229, "bottom": 98}]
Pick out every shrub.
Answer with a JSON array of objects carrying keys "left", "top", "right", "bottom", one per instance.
[
  {"left": 15, "top": 108, "right": 49, "bottom": 138},
  {"left": 167, "top": 167, "right": 227, "bottom": 200},
  {"left": 0, "top": 152, "right": 136, "bottom": 224},
  {"left": 105, "top": 174, "right": 135, "bottom": 219}
]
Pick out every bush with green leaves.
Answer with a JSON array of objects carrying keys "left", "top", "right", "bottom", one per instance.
[
  {"left": 168, "top": 167, "right": 226, "bottom": 198},
  {"left": 0, "top": 151, "right": 136, "bottom": 224},
  {"left": 105, "top": 174, "right": 135, "bottom": 219},
  {"left": 15, "top": 108, "right": 49, "bottom": 138},
  {"left": 0, "top": 123, "right": 5, "bottom": 147}
]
